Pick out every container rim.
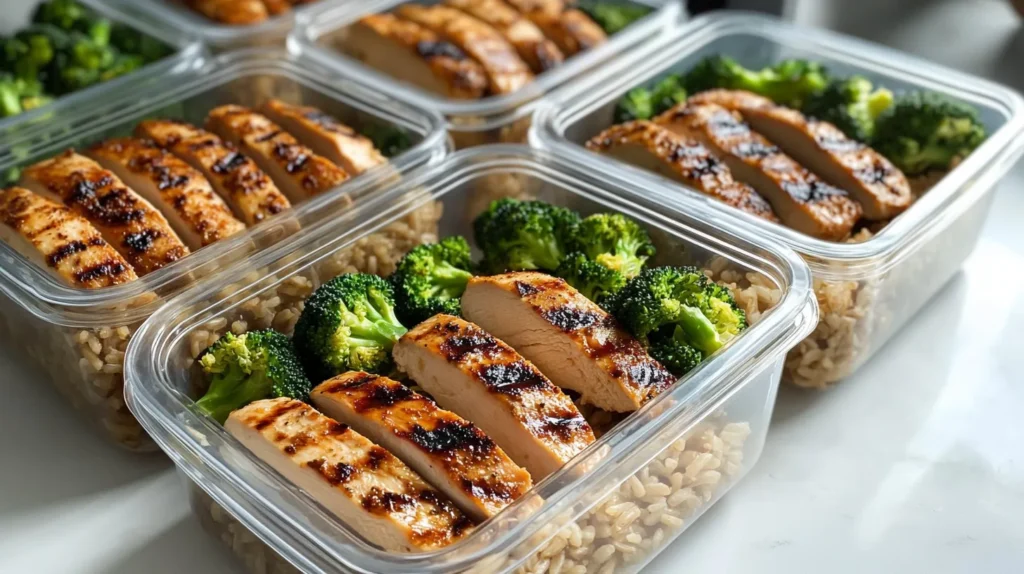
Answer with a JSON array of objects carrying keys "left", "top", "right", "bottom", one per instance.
[
  {"left": 0, "top": 46, "right": 450, "bottom": 327},
  {"left": 125, "top": 145, "right": 818, "bottom": 574},
  {"left": 532, "top": 11, "right": 1024, "bottom": 276},
  {"left": 292, "top": 0, "right": 682, "bottom": 132},
  {"left": 0, "top": 0, "right": 204, "bottom": 143}
]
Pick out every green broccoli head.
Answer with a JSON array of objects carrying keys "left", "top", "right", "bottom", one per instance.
[
  {"left": 578, "top": 1, "right": 654, "bottom": 35},
  {"left": 555, "top": 252, "right": 627, "bottom": 305},
  {"left": 802, "top": 75, "right": 894, "bottom": 141},
  {"left": 391, "top": 236, "right": 475, "bottom": 326},
  {"left": 683, "top": 55, "right": 830, "bottom": 108},
  {"left": 32, "top": 0, "right": 91, "bottom": 31},
  {"left": 566, "top": 213, "right": 655, "bottom": 279},
  {"left": 873, "top": 91, "right": 986, "bottom": 176},
  {"left": 293, "top": 273, "right": 408, "bottom": 381},
  {"left": 647, "top": 326, "right": 703, "bottom": 376},
  {"left": 613, "top": 266, "right": 747, "bottom": 357},
  {"left": 474, "top": 198, "right": 581, "bottom": 273},
  {"left": 196, "top": 329, "right": 311, "bottom": 423},
  {"left": 109, "top": 23, "right": 172, "bottom": 63},
  {"left": 5, "top": 25, "right": 65, "bottom": 82},
  {"left": 362, "top": 123, "right": 413, "bottom": 158},
  {"left": 614, "top": 86, "right": 654, "bottom": 123}
]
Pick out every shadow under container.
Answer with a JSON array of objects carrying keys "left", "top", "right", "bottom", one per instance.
[
  {"left": 0, "top": 47, "right": 449, "bottom": 452},
  {"left": 532, "top": 12, "right": 1024, "bottom": 389},
  {"left": 125, "top": 145, "right": 817, "bottom": 574},
  {"left": 0, "top": 0, "right": 202, "bottom": 152},
  {"left": 292, "top": 0, "right": 681, "bottom": 150}
]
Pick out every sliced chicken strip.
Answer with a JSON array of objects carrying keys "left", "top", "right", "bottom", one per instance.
[
  {"left": 656, "top": 103, "right": 862, "bottom": 240},
  {"left": 393, "top": 314, "right": 595, "bottom": 479},
  {"left": 136, "top": 120, "right": 291, "bottom": 226},
  {"left": 312, "top": 372, "right": 533, "bottom": 522},
  {"left": 20, "top": 151, "right": 189, "bottom": 275},
  {"left": 87, "top": 138, "right": 245, "bottom": 249},
  {"left": 688, "top": 89, "right": 911, "bottom": 220},
  {"left": 395, "top": 5, "right": 534, "bottom": 95},
  {"left": 258, "top": 99, "right": 385, "bottom": 176},
  {"left": 0, "top": 187, "right": 137, "bottom": 288},
  {"left": 226, "top": 398, "right": 473, "bottom": 552},
  {"left": 185, "top": 0, "right": 268, "bottom": 25},
  {"left": 586, "top": 121, "right": 779, "bottom": 222},
  {"left": 348, "top": 14, "right": 488, "bottom": 100},
  {"left": 504, "top": 0, "right": 607, "bottom": 55},
  {"left": 444, "top": 0, "right": 564, "bottom": 73},
  {"left": 260, "top": 0, "right": 290, "bottom": 15},
  {"left": 206, "top": 105, "right": 350, "bottom": 203},
  {"left": 463, "top": 272, "right": 675, "bottom": 412}
]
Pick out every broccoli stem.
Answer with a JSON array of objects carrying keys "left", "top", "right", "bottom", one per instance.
[
  {"left": 196, "top": 369, "right": 271, "bottom": 423},
  {"left": 427, "top": 263, "right": 473, "bottom": 298},
  {"left": 676, "top": 304, "right": 723, "bottom": 354}
]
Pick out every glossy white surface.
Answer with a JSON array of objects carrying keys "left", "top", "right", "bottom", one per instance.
[{"left": 1, "top": 1, "right": 1023, "bottom": 572}]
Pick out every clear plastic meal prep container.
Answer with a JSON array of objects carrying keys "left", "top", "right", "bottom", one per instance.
[
  {"left": 0, "top": 46, "right": 448, "bottom": 452},
  {"left": 532, "top": 11, "right": 1024, "bottom": 390},
  {"left": 293, "top": 0, "right": 683, "bottom": 150},
  {"left": 0, "top": 0, "right": 201, "bottom": 148},
  {"left": 124, "top": 145, "right": 817, "bottom": 574}
]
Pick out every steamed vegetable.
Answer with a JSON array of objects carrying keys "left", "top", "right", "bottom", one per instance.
[
  {"left": 555, "top": 251, "right": 627, "bottom": 304},
  {"left": 390, "top": 236, "right": 475, "bottom": 325},
  {"left": 566, "top": 212, "right": 655, "bottom": 279},
  {"left": 683, "top": 55, "right": 830, "bottom": 108},
  {"left": 801, "top": 75, "right": 894, "bottom": 141},
  {"left": 613, "top": 74, "right": 687, "bottom": 122},
  {"left": 872, "top": 91, "right": 986, "bottom": 175},
  {"left": 578, "top": 1, "right": 654, "bottom": 35},
  {"left": 474, "top": 198, "right": 581, "bottom": 273}
]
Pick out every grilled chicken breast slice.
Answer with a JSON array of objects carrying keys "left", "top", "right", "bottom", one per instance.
[
  {"left": 20, "top": 151, "right": 189, "bottom": 275},
  {"left": 688, "top": 89, "right": 912, "bottom": 220},
  {"left": 185, "top": 0, "right": 268, "bottom": 25},
  {"left": 136, "top": 120, "right": 291, "bottom": 226},
  {"left": 444, "top": 0, "right": 564, "bottom": 73},
  {"left": 0, "top": 187, "right": 137, "bottom": 288},
  {"left": 504, "top": 0, "right": 607, "bottom": 55},
  {"left": 87, "top": 138, "right": 245, "bottom": 249},
  {"left": 463, "top": 273, "right": 675, "bottom": 412},
  {"left": 260, "top": 0, "right": 290, "bottom": 15},
  {"left": 348, "top": 14, "right": 488, "bottom": 100},
  {"left": 205, "top": 105, "right": 350, "bottom": 203},
  {"left": 258, "top": 99, "right": 386, "bottom": 176},
  {"left": 586, "top": 121, "right": 779, "bottom": 222},
  {"left": 227, "top": 398, "right": 473, "bottom": 551},
  {"left": 393, "top": 314, "right": 595, "bottom": 479},
  {"left": 395, "top": 5, "right": 535, "bottom": 95},
  {"left": 656, "top": 103, "right": 862, "bottom": 240},
  {"left": 311, "top": 372, "right": 533, "bottom": 522}
]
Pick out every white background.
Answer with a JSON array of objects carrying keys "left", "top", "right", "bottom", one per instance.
[{"left": 2, "top": 0, "right": 1023, "bottom": 572}]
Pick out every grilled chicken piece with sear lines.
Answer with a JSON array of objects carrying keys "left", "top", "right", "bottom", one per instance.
[
  {"left": 20, "top": 151, "right": 189, "bottom": 275},
  {"left": 136, "top": 120, "right": 291, "bottom": 226},
  {"left": 586, "top": 121, "right": 779, "bottom": 222},
  {"left": 688, "top": 89, "right": 911, "bottom": 220},
  {"left": 185, "top": 0, "right": 268, "bottom": 25},
  {"left": 503, "top": 0, "right": 607, "bottom": 55},
  {"left": 258, "top": 99, "right": 386, "bottom": 176},
  {"left": 226, "top": 398, "right": 473, "bottom": 552},
  {"left": 396, "top": 4, "right": 535, "bottom": 95},
  {"left": 443, "top": 0, "right": 564, "bottom": 74},
  {"left": 87, "top": 138, "right": 245, "bottom": 249},
  {"left": 312, "top": 372, "right": 533, "bottom": 522},
  {"left": 656, "top": 102, "right": 862, "bottom": 240},
  {"left": 0, "top": 187, "right": 137, "bottom": 288},
  {"left": 348, "top": 14, "right": 488, "bottom": 99},
  {"left": 463, "top": 272, "right": 676, "bottom": 412},
  {"left": 394, "top": 314, "right": 595, "bottom": 479},
  {"left": 206, "top": 105, "right": 350, "bottom": 203}
]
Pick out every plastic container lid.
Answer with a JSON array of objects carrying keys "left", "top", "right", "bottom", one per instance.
[
  {"left": 125, "top": 144, "right": 818, "bottom": 574},
  {"left": 532, "top": 12, "right": 1024, "bottom": 280},
  {"left": 293, "top": 0, "right": 683, "bottom": 134},
  {"left": 0, "top": 46, "right": 449, "bottom": 329}
]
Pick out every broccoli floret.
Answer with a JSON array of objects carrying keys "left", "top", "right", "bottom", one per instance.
[
  {"left": 362, "top": 123, "right": 413, "bottom": 158},
  {"left": 802, "top": 75, "right": 894, "bottom": 141},
  {"left": 32, "top": 0, "right": 90, "bottom": 31},
  {"left": 109, "top": 23, "right": 171, "bottom": 63},
  {"left": 578, "top": 1, "right": 654, "bottom": 35},
  {"left": 293, "top": 273, "right": 408, "bottom": 381},
  {"left": 474, "top": 198, "right": 581, "bottom": 273},
  {"left": 556, "top": 252, "right": 627, "bottom": 305},
  {"left": 566, "top": 213, "right": 655, "bottom": 279},
  {"left": 195, "top": 330, "right": 312, "bottom": 423},
  {"left": 650, "top": 75, "right": 687, "bottom": 115},
  {"left": 872, "top": 91, "right": 986, "bottom": 176},
  {"left": 613, "top": 266, "right": 747, "bottom": 359},
  {"left": 614, "top": 86, "right": 654, "bottom": 122},
  {"left": 647, "top": 326, "right": 703, "bottom": 376},
  {"left": 99, "top": 53, "right": 143, "bottom": 81},
  {"left": 4, "top": 25, "right": 65, "bottom": 82},
  {"left": 684, "top": 55, "right": 829, "bottom": 108},
  {"left": 390, "top": 236, "right": 475, "bottom": 326},
  {"left": 0, "top": 74, "right": 51, "bottom": 117}
]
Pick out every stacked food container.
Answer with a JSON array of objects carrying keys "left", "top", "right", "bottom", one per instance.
[{"left": 1, "top": 1, "right": 1021, "bottom": 574}]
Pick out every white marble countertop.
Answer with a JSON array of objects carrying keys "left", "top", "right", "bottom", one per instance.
[{"left": 1, "top": 1, "right": 1023, "bottom": 573}]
